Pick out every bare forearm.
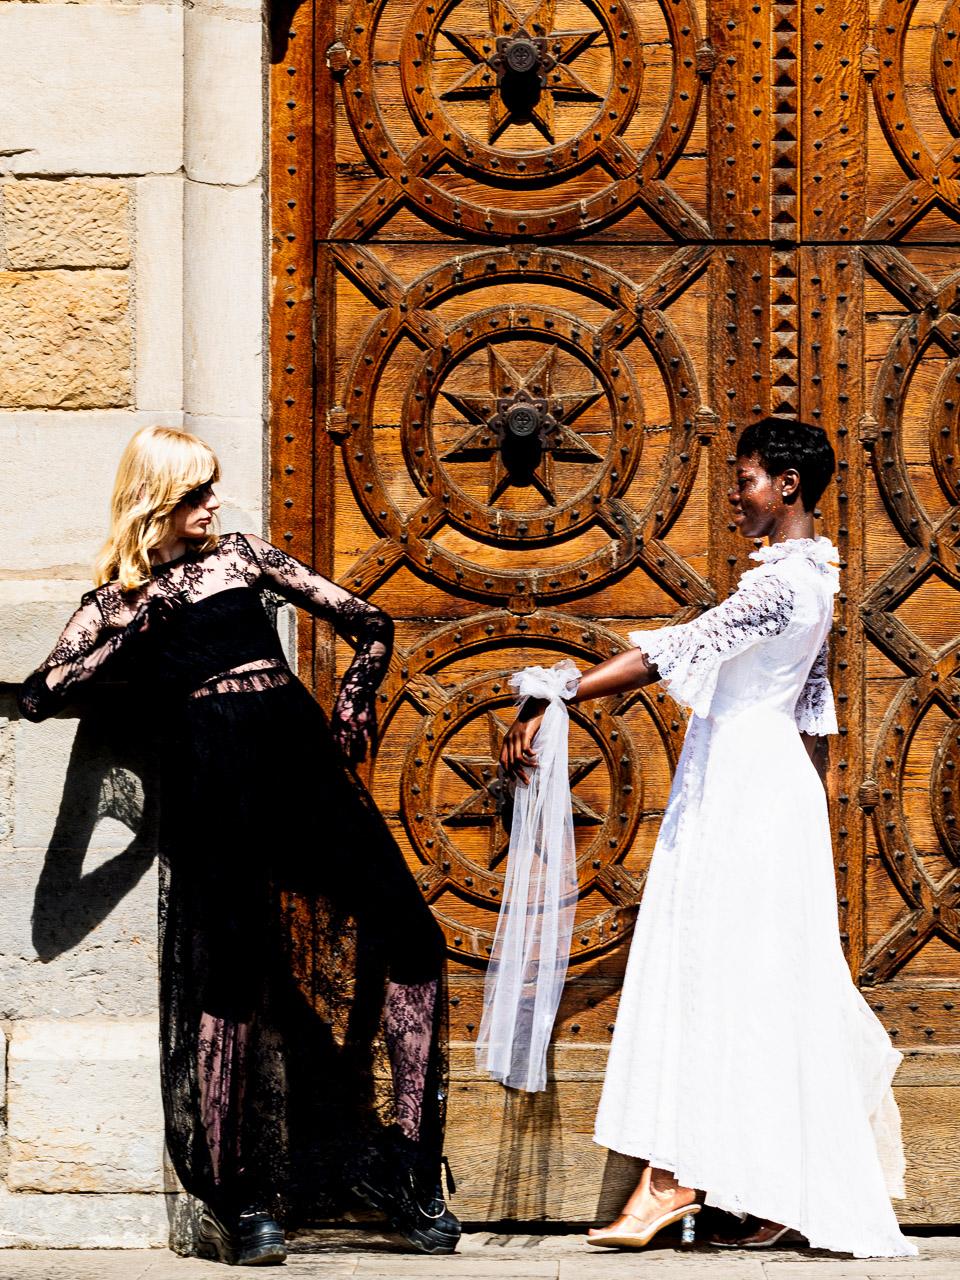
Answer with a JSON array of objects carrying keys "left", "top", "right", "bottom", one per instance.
[
  {"left": 570, "top": 647, "right": 660, "bottom": 704},
  {"left": 515, "top": 648, "right": 658, "bottom": 726}
]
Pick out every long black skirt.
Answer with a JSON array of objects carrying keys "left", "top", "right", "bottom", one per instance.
[{"left": 157, "top": 676, "right": 447, "bottom": 1222}]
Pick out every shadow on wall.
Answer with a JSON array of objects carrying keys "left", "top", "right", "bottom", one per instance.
[
  {"left": 487, "top": 1077, "right": 562, "bottom": 1221},
  {"left": 269, "top": 0, "right": 310, "bottom": 63},
  {"left": 31, "top": 688, "right": 159, "bottom": 963}
]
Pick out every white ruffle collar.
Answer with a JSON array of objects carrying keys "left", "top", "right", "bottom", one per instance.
[{"left": 749, "top": 536, "right": 839, "bottom": 576}]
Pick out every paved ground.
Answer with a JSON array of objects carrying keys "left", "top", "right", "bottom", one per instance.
[{"left": 0, "top": 1231, "right": 957, "bottom": 1280}]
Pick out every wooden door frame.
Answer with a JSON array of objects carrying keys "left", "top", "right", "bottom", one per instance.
[{"left": 268, "top": 0, "right": 337, "bottom": 701}]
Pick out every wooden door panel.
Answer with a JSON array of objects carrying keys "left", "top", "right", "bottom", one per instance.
[
  {"left": 326, "top": 0, "right": 708, "bottom": 243},
  {"left": 270, "top": 0, "right": 960, "bottom": 1221}
]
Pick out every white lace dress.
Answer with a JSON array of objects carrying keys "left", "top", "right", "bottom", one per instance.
[{"left": 593, "top": 537, "right": 916, "bottom": 1258}]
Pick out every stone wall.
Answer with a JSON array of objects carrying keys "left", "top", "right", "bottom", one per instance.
[{"left": 0, "top": 0, "right": 267, "bottom": 1248}]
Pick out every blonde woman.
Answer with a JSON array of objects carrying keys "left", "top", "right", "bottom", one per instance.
[{"left": 19, "top": 426, "right": 460, "bottom": 1264}]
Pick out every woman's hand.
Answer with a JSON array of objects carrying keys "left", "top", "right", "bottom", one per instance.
[
  {"left": 500, "top": 697, "right": 549, "bottom": 784},
  {"left": 332, "top": 688, "right": 376, "bottom": 766}
]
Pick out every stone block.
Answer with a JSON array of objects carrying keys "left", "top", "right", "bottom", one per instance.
[
  {"left": 0, "top": 270, "right": 131, "bottom": 409},
  {"left": 183, "top": 182, "right": 263, "bottom": 418},
  {"left": 6, "top": 1019, "right": 164, "bottom": 1192},
  {"left": 192, "top": 0, "right": 264, "bottom": 12},
  {"left": 0, "top": 843, "right": 158, "bottom": 1021},
  {"left": 135, "top": 176, "right": 184, "bottom": 413},
  {"left": 0, "top": 700, "right": 13, "bottom": 848},
  {"left": 0, "top": 412, "right": 184, "bottom": 583},
  {"left": 0, "top": 1189, "right": 171, "bottom": 1249},
  {"left": 0, "top": 581, "right": 95, "bottom": 683},
  {"left": 183, "top": 414, "right": 264, "bottom": 534},
  {"left": 185, "top": 9, "right": 264, "bottom": 186},
  {"left": 3, "top": 180, "right": 130, "bottom": 270},
  {"left": 0, "top": 6, "right": 183, "bottom": 177}
]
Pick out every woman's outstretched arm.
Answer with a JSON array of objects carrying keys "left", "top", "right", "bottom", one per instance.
[
  {"left": 17, "top": 594, "right": 151, "bottom": 723},
  {"left": 500, "top": 649, "right": 660, "bottom": 782},
  {"left": 501, "top": 567, "right": 799, "bottom": 781},
  {"left": 239, "top": 532, "right": 394, "bottom": 764}
]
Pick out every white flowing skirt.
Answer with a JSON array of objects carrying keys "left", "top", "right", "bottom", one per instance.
[{"left": 593, "top": 704, "right": 916, "bottom": 1258}]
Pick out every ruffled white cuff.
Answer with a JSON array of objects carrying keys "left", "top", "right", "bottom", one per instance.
[
  {"left": 627, "top": 625, "right": 720, "bottom": 720},
  {"left": 510, "top": 658, "right": 581, "bottom": 705},
  {"left": 794, "top": 679, "right": 838, "bottom": 736}
]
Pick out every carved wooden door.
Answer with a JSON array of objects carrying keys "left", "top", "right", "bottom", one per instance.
[{"left": 270, "top": 0, "right": 960, "bottom": 1221}]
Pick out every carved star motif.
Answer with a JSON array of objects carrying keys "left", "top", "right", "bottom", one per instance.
[
  {"left": 440, "top": 710, "right": 604, "bottom": 869},
  {"left": 440, "top": 344, "right": 602, "bottom": 505},
  {"left": 440, "top": 0, "right": 602, "bottom": 145}
]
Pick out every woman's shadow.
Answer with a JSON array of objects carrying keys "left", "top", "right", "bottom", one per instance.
[{"left": 31, "top": 687, "right": 159, "bottom": 962}]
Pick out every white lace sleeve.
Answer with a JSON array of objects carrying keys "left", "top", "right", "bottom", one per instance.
[
  {"left": 628, "top": 569, "right": 796, "bottom": 718},
  {"left": 794, "top": 639, "right": 838, "bottom": 735}
]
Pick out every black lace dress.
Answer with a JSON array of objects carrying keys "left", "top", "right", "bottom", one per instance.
[{"left": 18, "top": 533, "right": 448, "bottom": 1225}]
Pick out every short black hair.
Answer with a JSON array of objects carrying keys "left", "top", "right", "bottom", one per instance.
[{"left": 735, "top": 417, "right": 836, "bottom": 511}]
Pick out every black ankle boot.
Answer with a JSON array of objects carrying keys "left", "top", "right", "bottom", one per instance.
[
  {"left": 350, "top": 1128, "right": 461, "bottom": 1254},
  {"left": 197, "top": 1204, "right": 287, "bottom": 1266}
]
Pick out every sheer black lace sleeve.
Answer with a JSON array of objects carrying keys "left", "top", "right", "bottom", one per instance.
[
  {"left": 17, "top": 592, "right": 151, "bottom": 723},
  {"left": 239, "top": 533, "right": 394, "bottom": 763},
  {"left": 794, "top": 639, "right": 838, "bottom": 736}
]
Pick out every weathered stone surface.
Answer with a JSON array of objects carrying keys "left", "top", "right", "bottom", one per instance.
[
  {"left": 6, "top": 1019, "right": 164, "bottom": 1192},
  {"left": 0, "top": 1026, "right": 7, "bottom": 1125},
  {"left": 12, "top": 707, "right": 157, "bottom": 854},
  {"left": 0, "top": 582, "right": 96, "bottom": 683},
  {"left": 0, "top": 271, "right": 131, "bottom": 409},
  {"left": 135, "top": 177, "right": 184, "bottom": 413},
  {"left": 0, "top": 690, "right": 158, "bottom": 1022},
  {"left": 3, "top": 180, "right": 130, "bottom": 270},
  {"left": 0, "top": 1190, "right": 171, "bottom": 1249},
  {"left": 183, "top": 182, "right": 263, "bottom": 418},
  {"left": 0, "top": 6, "right": 183, "bottom": 177},
  {"left": 185, "top": 9, "right": 263, "bottom": 186},
  {"left": 183, "top": 415, "right": 264, "bottom": 534},
  {"left": 0, "top": 413, "right": 184, "bottom": 584},
  {"left": 0, "top": 849, "right": 158, "bottom": 1021},
  {"left": 0, "top": 700, "right": 14, "bottom": 848}
]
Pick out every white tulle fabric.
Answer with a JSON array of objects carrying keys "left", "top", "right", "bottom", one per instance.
[
  {"left": 594, "top": 538, "right": 916, "bottom": 1258},
  {"left": 476, "top": 659, "right": 581, "bottom": 1092}
]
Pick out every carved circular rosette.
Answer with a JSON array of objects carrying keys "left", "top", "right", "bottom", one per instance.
[
  {"left": 336, "top": 0, "right": 703, "bottom": 238},
  {"left": 337, "top": 245, "right": 705, "bottom": 603},
  {"left": 870, "top": 0, "right": 960, "bottom": 224},
  {"left": 399, "top": 0, "right": 642, "bottom": 178},
  {"left": 402, "top": 309, "right": 643, "bottom": 545},
  {"left": 859, "top": 260, "right": 960, "bottom": 980},
  {"left": 868, "top": 663, "right": 960, "bottom": 965},
  {"left": 933, "top": 716, "right": 960, "bottom": 860},
  {"left": 379, "top": 612, "right": 683, "bottom": 964},
  {"left": 869, "top": 283, "right": 960, "bottom": 572}
]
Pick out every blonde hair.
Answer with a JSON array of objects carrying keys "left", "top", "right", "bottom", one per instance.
[{"left": 94, "top": 426, "right": 221, "bottom": 591}]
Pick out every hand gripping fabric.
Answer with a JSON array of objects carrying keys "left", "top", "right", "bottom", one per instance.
[{"left": 475, "top": 660, "right": 581, "bottom": 1092}]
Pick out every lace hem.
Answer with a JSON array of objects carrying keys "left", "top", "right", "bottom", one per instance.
[{"left": 189, "top": 661, "right": 291, "bottom": 699}]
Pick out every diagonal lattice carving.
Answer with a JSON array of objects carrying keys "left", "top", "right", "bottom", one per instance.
[
  {"left": 865, "top": 0, "right": 960, "bottom": 239},
  {"left": 859, "top": 248, "right": 960, "bottom": 981}
]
